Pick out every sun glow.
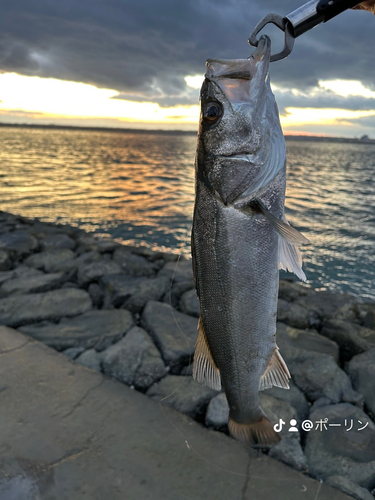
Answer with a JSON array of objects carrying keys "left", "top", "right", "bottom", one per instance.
[{"left": 0, "top": 73, "right": 199, "bottom": 124}]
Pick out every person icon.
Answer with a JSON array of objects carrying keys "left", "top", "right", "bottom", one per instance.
[{"left": 288, "top": 419, "right": 298, "bottom": 432}]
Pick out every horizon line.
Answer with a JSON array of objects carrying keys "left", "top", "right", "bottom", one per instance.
[{"left": 0, "top": 121, "right": 374, "bottom": 143}]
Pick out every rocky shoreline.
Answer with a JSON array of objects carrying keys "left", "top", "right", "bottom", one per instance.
[{"left": 0, "top": 211, "right": 374, "bottom": 500}]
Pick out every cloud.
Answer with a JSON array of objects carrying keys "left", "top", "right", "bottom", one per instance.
[{"left": 0, "top": 0, "right": 374, "bottom": 111}]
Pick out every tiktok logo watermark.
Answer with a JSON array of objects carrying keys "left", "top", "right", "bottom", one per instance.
[{"left": 273, "top": 418, "right": 369, "bottom": 433}]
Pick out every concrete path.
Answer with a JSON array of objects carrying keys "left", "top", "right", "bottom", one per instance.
[{"left": 0, "top": 326, "right": 351, "bottom": 500}]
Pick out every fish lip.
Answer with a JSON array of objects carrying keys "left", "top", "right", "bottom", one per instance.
[{"left": 217, "top": 153, "right": 253, "bottom": 161}]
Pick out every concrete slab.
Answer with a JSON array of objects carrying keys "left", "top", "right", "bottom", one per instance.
[{"left": 0, "top": 326, "right": 352, "bottom": 500}]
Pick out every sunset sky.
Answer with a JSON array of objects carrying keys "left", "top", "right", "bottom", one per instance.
[{"left": 1, "top": 0, "right": 375, "bottom": 137}]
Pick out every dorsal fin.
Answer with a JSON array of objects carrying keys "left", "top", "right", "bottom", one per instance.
[{"left": 192, "top": 317, "right": 221, "bottom": 391}]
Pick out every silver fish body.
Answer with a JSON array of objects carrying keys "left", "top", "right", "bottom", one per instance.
[{"left": 192, "top": 36, "right": 307, "bottom": 446}]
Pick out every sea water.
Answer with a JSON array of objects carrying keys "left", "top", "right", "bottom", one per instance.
[{"left": 0, "top": 127, "right": 374, "bottom": 299}]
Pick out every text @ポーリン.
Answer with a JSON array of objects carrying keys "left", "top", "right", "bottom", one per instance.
[{"left": 274, "top": 418, "right": 369, "bottom": 433}]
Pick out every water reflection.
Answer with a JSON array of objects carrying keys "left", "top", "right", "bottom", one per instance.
[{"left": 0, "top": 128, "right": 374, "bottom": 299}]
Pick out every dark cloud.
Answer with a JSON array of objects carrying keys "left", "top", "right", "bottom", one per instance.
[{"left": 0, "top": 0, "right": 374, "bottom": 108}]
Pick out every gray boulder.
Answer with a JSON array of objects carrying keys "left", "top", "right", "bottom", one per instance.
[
  {"left": 277, "top": 299, "right": 320, "bottom": 329},
  {"left": 295, "top": 292, "right": 357, "bottom": 321},
  {"left": 75, "top": 349, "right": 102, "bottom": 371},
  {"left": 304, "top": 403, "right": 375, "bottom": 489},
  {"left": 205, "top": 392, "right": 229, "bottom": 430},
  {"left": 62, "top": 346, "right": 85, "bottom": 359},
  {"left": 113, "top": 247, "right": 155, "bottom": 277},
  {"left": 101, "top": 274, "right": 169, "bottom": 312},
  {"left": 321, "top": 320, "right": 375, "bottom": 361},
  {"left": 0, "top": 272, "right": 66, "bottom": 297},
  {"left": 0, "top": 265, "right": 42, "bottom": 286},
  {"left": 24, "top": 249, "right": 76, "bottom": 272},
  {"left": 357, "top": 302, "right": 375, "bottom": 329},
  {"left": 146, "top": 375, "right": 218, "bottom": 419},
  {"left": 142, "top": 301, "right": 198, "bottom": 372},
  {"left": 0, "top": 230, "right": 38, "bottom": 256},
  {"left": 77, "top": 260, "right": 123, "bottom": 286},
  {"left": 278, "top": 280, "right": 313, "bottom": 302},
  {"left": 325, "top": 476, "right": 374, "bottom": 500},
  {"left": 262, "top": 377, "right": 309, "bottom": 421},
  {"left": 277, "top": 322, "right": 339, "bottom": 366},
  {"left": 179, "top": 289, "right": 199, "bottom": 317},
  {"left": 162, "top": 280, "right": 195, "bottom": 308},
  {"left": 101, "top": 326, "right": 166, "bottom": 391},
  {"left": 158, "top": 259, "right": 194, "bottom": 284},
  {"left": 0, "top": 251, "right": 11, "bottom": 271},
  {"left": 40, "top": 233, "right": 76, "bottom": 251},
  {"left": 0, "top": 288, "right": 92, "bottom": 327},
  {"left": 93, "top": 238, "right": 120, "bottom": 253},
  {"left": 292, "top": 355, "right": 363, "bottom": 405},
  {"left": 347, "top": 348, "right": 375, "bottom": 419},
  {"left": 259, "top": 393, "right": 299, "bottom": 442},
  {"left": 19, "top": 309, "right": 133, "bottom": 351},
  {"left": 88, "top": 283, "right": 103, "bottom": 308},
  {"left": 268, "top": 439, "right": 308, "bottom": 472}
]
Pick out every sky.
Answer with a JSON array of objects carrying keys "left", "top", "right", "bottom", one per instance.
[{"left": 0, "top": 0, "right": 375, "bottom": 137}]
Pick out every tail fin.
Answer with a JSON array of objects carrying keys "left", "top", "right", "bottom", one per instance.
[{"left": 228, "top": 416, "right": 280, "bottom": 447}]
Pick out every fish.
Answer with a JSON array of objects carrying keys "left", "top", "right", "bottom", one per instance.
[{"left": 191, "top": 35, "right": 309, "bottom": 447}]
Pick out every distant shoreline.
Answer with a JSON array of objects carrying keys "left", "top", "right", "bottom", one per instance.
[{"left": 1, "top": 122, "right": 375, "bottom": 144}]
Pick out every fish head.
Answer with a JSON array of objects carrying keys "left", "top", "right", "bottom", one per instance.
[{"left": 196, "top": 35, "right": 285, "bottom": 205}]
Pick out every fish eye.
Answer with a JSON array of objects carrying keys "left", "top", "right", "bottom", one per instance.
[{"left": 203, "top": 102, "right": 222, "bottom": 123}]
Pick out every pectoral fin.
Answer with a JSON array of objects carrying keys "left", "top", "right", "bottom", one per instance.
[
  {"left": 192, "top": 317, "right": 221, "bottom": 391},
  {"left": 259, "top": 347, "right": 290, "bottom": 391},
  {"left": 279, "top": 234, "right": 307, "bottom": 282},
  {"left": 249, "top": 199, "right": 309, "bottom": 246}
]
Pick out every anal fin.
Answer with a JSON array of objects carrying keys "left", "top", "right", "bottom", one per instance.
[
  {"left": 259, "top": 347, "right": 290, "bottom": 391},
  {"left": 192, "top": 317, "right": 221, "bottom": 391}
]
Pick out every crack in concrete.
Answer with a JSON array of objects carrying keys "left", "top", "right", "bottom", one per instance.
[
  {"left": 61, "top": 378, "right": 105, "bottom": 419},
  {"left": 48, "top": 448, "right": 87, "bottom": 469},
  {"left": 241, "top": 458, "right": 251, "bottom": 500},
  {"left": 0, "top": 340, "right": 31, "bottom": 356}
]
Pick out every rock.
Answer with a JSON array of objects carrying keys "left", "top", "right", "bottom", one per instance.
[
  {"left": 162, "top": 280, "right": 195, "bottom": 308},
  {"left": 180, "top": 363, "right": 193, "bottom": 376},
  {"left": 40, "top": 233, "right": 76, "bottom": 251},
  {"left": 325, "top": 476, "right": 374, "bottom": 500},
  {"left": 77, "top": 260, "right": 123, "bottom": 286},
  {"left": 295, "top": 291, "right": 357, "bottom": 321},
  {"left": 95, "top": 238, "right": 121, "bottom": 253},
  {"left": 310, "top": 397, "right": 333, "bottom": 413},
  {"left": 158, "top": 259, "right": 194, "bottom": 284},
  {"left": 113, "top": 248, "right": 155, "bottom": 277},
  {"left": 277, "top": 299, "right": 320, "bottom": 329},
  {"left": 0, "top": 230, "right": 38, "bottom": 256},
  {"left": 0, "top": 288, "right": 92, "bottom": 327},
  {"left": 24, "top": 249, "right": 76, "bottom": 272},
  {"left": 277, "top": 322, "right": 340, "bottom": 366},
  {"left": 262, "top": 378, "right": 309, "bottom": 421},
  {"left": 304, "top": 403, "right": 375, "bottom": 489},
  {"left": 321, "top": 320, "right": 375, "bottom": 362},
  {"left": 0, "top": 251, "right": 11, "bottom": 271},
  {"left": 205, "top": 392, "right": 229, "bottom": 430},
  {"left": 101, "top": 326, "right": 166, "bottom": 391},
  {"left": 179, "top": 289, "right": 199, "bottom": 317},
  {"left": 88, "top": 283, "right": 103, "bottom": 308},
  {"left": 19, "top": 309, "right": 133, "bottom": 351},
  {"left": 62, "top": 346, "right": 85, "bottom": 359},
  {"left": 75, "top": 349, "right": 102, "bottom": 372},
  {"left": 358, "top": 303, "right": 375, "bottom": 329},
  {"left": 142, "top": 301, "right": 198, "bottom": 372},
  {"left": 101, "top": 274, "right": 169, "bottom": 312},
  {"left": 258, "top": 393, "right": 299, "bottom": 442},
  {"left": 347, "top": 349, "right": 375, "bottom": 419},
  {"left": 268, "top": 439, "right": 308, "bottom": 472},
  {"left": 292, "top": 356, "right": 363, "bottom": 405},
  {"left": 278, "top": 280, "right": 312, "bottom": 302},
  {"left": 0, "top": 265, "right": 42, "bottom": 285},
  {"left": 146, "top": 375, "right": 217, "bottom": 420},
  {"left": 0, "top": 272, "right": 66, "bottom": 297}
]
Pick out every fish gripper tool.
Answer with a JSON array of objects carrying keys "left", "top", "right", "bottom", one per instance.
[{"left": 249, "top": 0, "right": 362, "bottom": 62}]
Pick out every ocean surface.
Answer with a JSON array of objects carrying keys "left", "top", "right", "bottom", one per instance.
[{"left": 1, "top": 126, "right": 374, "bottom": 299}]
